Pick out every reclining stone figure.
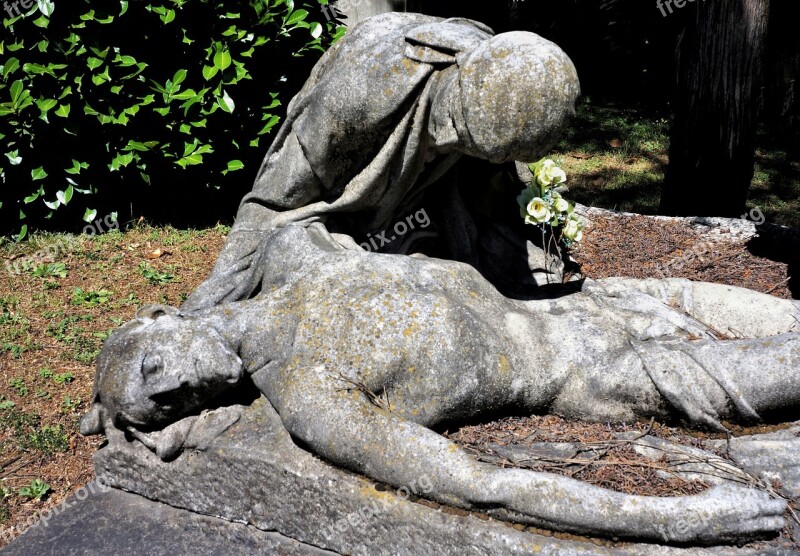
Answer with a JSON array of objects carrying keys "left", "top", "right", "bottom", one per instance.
[
  {"left": 181, "top": 12, "right": 581, "bottom": 310},
  {"left": 82, "top": 224, "right": 800, "bottom": 545}
]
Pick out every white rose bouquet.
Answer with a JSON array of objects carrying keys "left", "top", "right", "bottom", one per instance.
[{"left": 517, "top": 158, "right": 583, "bottom": 245}]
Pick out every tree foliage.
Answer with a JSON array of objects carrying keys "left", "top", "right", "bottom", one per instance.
[{"left": 0, "top": 0, "right": 344, "bottom": 238}]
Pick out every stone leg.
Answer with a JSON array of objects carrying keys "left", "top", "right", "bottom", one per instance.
[
  {"left": 597, "top": 277, "right": 800, "bottom": 338},
  {"left": 265, "top": 368, "right": 787, "bottom": 544},
  {"left": 622, "top": 330, "right": 800, "bottom": 437}
]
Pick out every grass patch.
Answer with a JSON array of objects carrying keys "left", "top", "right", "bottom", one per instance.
[
  {"left": 0, "top": 222, "right": 228, "bottom": 545},
  {"left": 0, "top": 408, "right": 69, "bottom": 455},
  {"left": 553, "top": 99, "right": 800, "bottom": 228}
]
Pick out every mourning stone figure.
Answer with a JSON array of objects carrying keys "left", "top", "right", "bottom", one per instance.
[
  {"left": 80, "top": 12, "right": 800, "bottom": 550},
  {"left": 82, "top": 224, "right": 800, "bottom": 545},
  {"left": 181, "top": 12, "right": 581, "bottom": 310}
]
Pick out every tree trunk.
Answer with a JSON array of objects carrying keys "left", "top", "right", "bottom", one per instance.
[
  {"left": 661, "top": 0, "right": 770, "bottom": 217},
  {"left": 764, "top": 2, "right": 800, "bottom": 133}
]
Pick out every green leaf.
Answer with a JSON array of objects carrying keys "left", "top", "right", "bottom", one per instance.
[
  {"left": 161, "top": 9, "right": 175, "bottom": 24},
  {"left": 86, "top": 57, "right": 103, "bottom": 70},
  {"left": 32, "top": 15, "right": 49, "bottom": 28},
  {"left": 23, "top": 63, "right": 48, "bottom": 75},
  {"left": 54, "top": 104, "right": 70, "bottom": 117},
  {"left": 182, "top": 140, "right": 199, "bottom": 157},
  {"left": 170, "top": 88, "right": 196, "bottom": 101},
  {"left": 116, "top": 54, "right": 137, "bottom": 67},
  {"left": 36, "top": 98, "right": 57, "bottom": 113},
  {"left": 65, "top": 159, "right": 88, "bottom": 174},
  {"left": 124, "top": 140, "right": 157, "bottom": 152},
  {"left": 37, "top": 0, "right": 55, "bottom": 17},
  {"left": 2, "top": 57, "right": 19, "bottom": 77},
  {"left": 83, "top": 208, "right": 98, "bottom": 223},
  {"left": 285, "top": 9, "right": 308, "bottom": 26},
  {"left": 91, "top": 68, "right": 110, "bottom": 86},
  {"left": 258, "top": 114, "right": 280, "bottom": 135},
  {"left": 23, "top": 186, "right": 43, "bottom": 203},
  {"left": 176, "top": 154, "right": 203, "bottom": 168},
  {"left": 217, "top": 90, "right": 235, "bottom": 113},
  {"left": 56, "top": 185, "right": 73, "bottom": 205},
  {"left": 213, "top": 49, "right": 231, "bottom": 71},
  {"left": 31, "top": 167, "right": 48, "bottom": 181},
  {"left": 226, "top": 160, "right": 244, "bottom": 172},
  {"left": 9, "top": 80, "right": 23, "bottom": 103},
  {"left": 172, "top": 69, "right": 187, "bottom": 87},
  {"left": 16, "top": 225, "right": 27, "bottom": 241},
  {"left": 5, "top": 150, "right": 21, "bottom": 165},
  {"left": 202, "top": 65, "right": 218, "bottom": 80}
]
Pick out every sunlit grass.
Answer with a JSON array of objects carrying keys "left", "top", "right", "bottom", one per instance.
[{"left": 552, "top": 99, "right": 800, "bottom": 228}]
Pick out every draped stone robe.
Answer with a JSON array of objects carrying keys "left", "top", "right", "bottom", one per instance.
[{"left": 183, "top": 13, "right": 562, "bottom": 310}]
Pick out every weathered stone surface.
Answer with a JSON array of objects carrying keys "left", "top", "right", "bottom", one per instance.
[
  {"left": 182, "top": 12, "right": 581, "bottom": 310},
  {"left": 93, "top": 398, "right": 797, "bottom": 556},
  {"left": 81, "top": 223, "right": 800, "bottom": 547},
  {"left": 707, "top": 427, "right": 800, "bottom": 500},
  {"left": 1, "top": 483, "right": 332, "bottom": 556}
]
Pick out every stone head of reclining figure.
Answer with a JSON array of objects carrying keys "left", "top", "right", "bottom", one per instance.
[{"left": 82, "top": 225, "right": 800, "bottom": 546}]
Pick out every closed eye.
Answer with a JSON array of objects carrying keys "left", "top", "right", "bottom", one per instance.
[{"left": 141, "top": 353, "right": 163, "bottom": 379}]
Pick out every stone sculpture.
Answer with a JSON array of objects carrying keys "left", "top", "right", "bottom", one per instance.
[
  {"left": 82, "top": 224, "right": 800, "bottom": 544},
  {"left": 181, "top": 12, "right": 581, "bottom": 310},
  {"left": 80, "top": 12, "right": 799, "bottom": 550}
]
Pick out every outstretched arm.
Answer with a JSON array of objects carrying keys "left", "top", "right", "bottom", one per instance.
[{"left": 259, "top": 366, "right": 786, "bottom": 544}]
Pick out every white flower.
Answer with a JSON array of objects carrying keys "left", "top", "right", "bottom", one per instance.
[
  {"left": 535, "top": 159, "right": 567, "bottom": 188},
  {"left": 551, "top": 192, "right": 570, "bottom": 213},
  {"left": 526, "top": 197, "right": 553, "bottom": 224},
  {"left": 562, "top": 216, "right": 583, "bottom": 242},
  {"left": 517, "top": 188, "right": 536, "bottom": 218}
]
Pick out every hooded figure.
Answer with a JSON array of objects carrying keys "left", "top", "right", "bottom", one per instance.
[{"left": 182, "top": 13, "right": 581, "bottom": 311}]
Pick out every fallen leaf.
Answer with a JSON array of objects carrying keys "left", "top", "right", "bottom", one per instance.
[
  {"left": 147, "top": 249, "right": 164, "bottom": 259},
  {"left": 572, "top": 153, "right": 593, "bottom": 160},
  {"left": 609, "top": 138, "right": 623, "bottom": 148}
]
